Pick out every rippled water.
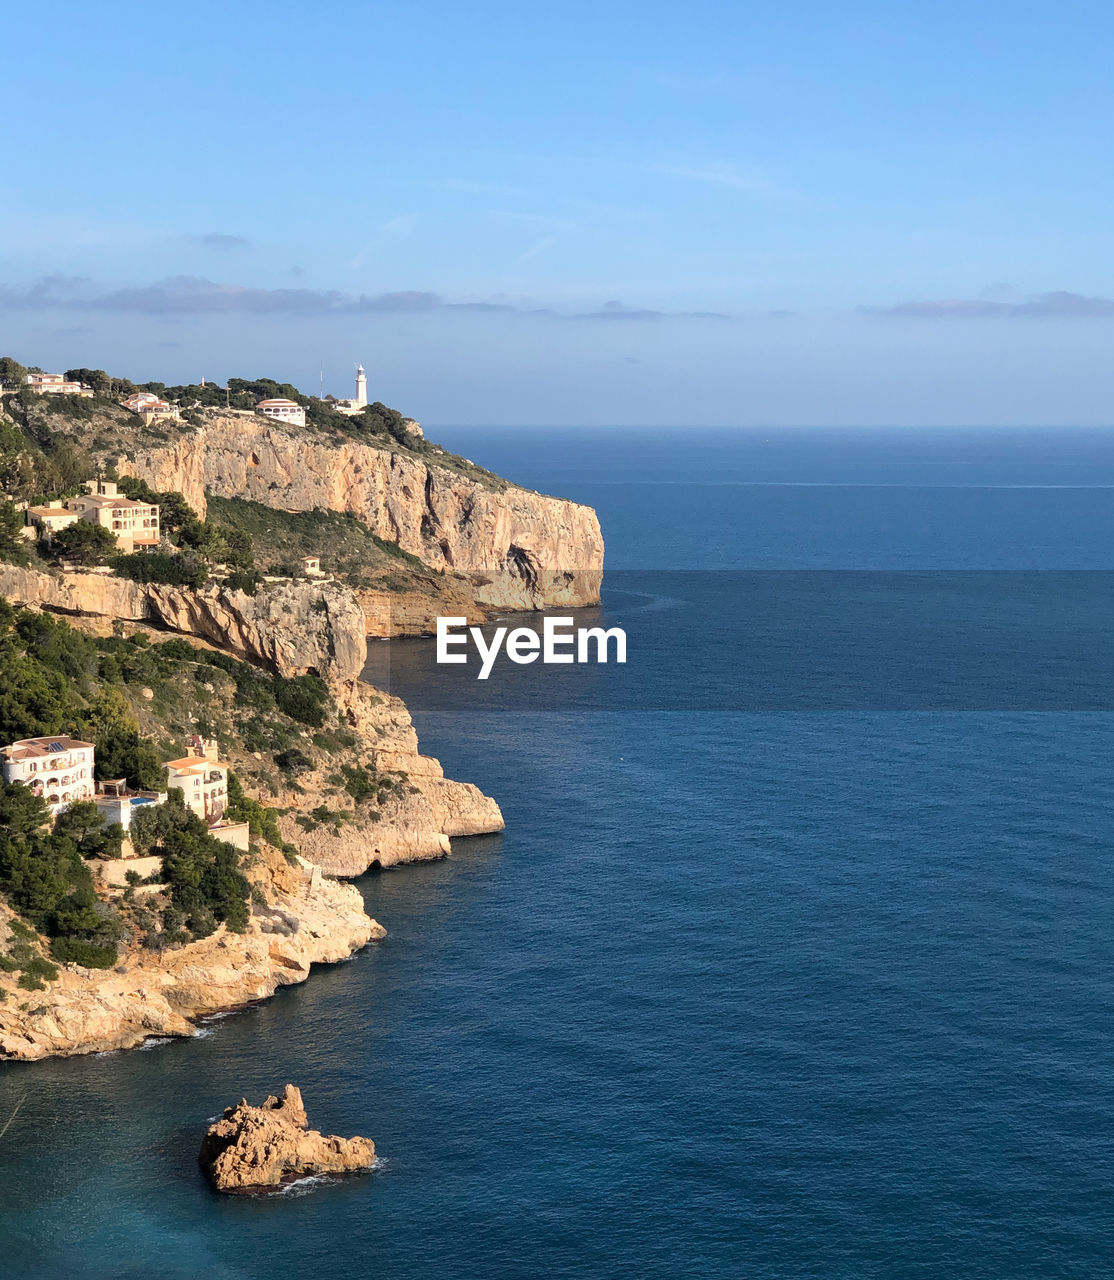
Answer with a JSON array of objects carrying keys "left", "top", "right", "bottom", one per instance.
[{"left": 4, "top": 427, "right": 1114, "bottom": 1278}]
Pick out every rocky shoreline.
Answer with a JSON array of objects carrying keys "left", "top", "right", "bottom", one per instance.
[
  {"left": 0, "top": 844, "right": 382, "bottom": 1061},
  {"left": 0, "top": 567, "right": 503, "bottom": 1061},
  {"left": 0, "top": 405, "right": 601, "bottom": 1064}
]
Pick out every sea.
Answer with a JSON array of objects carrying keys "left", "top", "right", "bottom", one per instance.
[{"left": 4, "top": 425, "right": 1114, "bottom": 1279}]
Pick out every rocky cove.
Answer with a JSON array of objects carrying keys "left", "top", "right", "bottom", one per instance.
[
  {"left": 0, "top": 400, "right": 604, "bottom": 1063},
  {"left": 0, "top": 563, "right": 505, "bottom": 1060}
]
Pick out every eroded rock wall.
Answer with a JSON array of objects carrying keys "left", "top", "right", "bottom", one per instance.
[
  {"left": 117, "top": 414, "right": 603, "bottom": 609},
  {"left": 0, "top": 564, "right": 366, "bottom": 681},
  {"left": 0, "top": 849, "right": 381, "bottom": 1061}
]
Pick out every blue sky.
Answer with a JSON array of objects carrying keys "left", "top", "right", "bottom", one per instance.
[{"left": 4, "top": 1, "right": 1114, "bottom": 425}]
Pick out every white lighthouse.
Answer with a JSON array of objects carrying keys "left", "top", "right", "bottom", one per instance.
[{"left": 334, "top": 363, "right": 370, "bottom": 416}]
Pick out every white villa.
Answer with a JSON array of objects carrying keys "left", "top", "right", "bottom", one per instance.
[
  {"left": 165, "top": 737, "right": 229, "bottom": 821},
  {"left": 122, "top": 391, "right": 178, "bottom": 423},
  {"left": 24, "top": 372, "right": 94, "bottom": 398},
  {"left": 28, "top": 480, "right": 160, "bottom": 553},
  {"left": 256, "top": 397, "right": 306, "bottom": 427},
  {"left": 332, "top": 365, "right": 368, "bottom": 416},
  {"left": 25, "top": 501, "right": 80, "bottom": 537},
  {"left": 0, "top": 733, "right": 245, "bottom": 849},
  {"left": 67, "top": 480, "right": 160, "bottom": 551},
  {"left": 1, "top": 737, "right": 96, "bottom": 815}
]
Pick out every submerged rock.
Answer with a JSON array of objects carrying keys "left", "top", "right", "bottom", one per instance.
[{"left": 199, "top": 1084, "right": 374, "bottom": 1192}]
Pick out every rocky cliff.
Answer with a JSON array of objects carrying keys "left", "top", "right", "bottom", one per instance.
[
  {"left": 0, "top": 847, "right": 381, "bottom": 1061},
  {"left": 283, "top": 678, "right": 504, "bottom": 876},
  {"left": 0, "top": 564, "right": 366, "bottom": 681},
  {"left": 115, "top": 413, "right": 603, "bottom": 611},
  {"left": 0, "top": 563, "right": 504, "bottom": 877}
]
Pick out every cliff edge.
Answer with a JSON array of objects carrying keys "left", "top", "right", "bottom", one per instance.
[{"left": 116, "top": 412, "right": 603, "bottom": 612}]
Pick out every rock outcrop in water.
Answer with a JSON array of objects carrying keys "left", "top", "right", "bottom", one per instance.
[
  {"left": 199, "top": 1084, "right": 374, "bottom": 1192},
  {"left": 116, "top": 412, "right": 603, "bottom": 611}
]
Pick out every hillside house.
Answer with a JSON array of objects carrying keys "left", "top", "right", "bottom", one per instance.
[
  {"left": 256, "top": 397, "right": 306, "bottom": 427},
  {"left": 23, "top": 372, "right": 94, "bottom": 397},
  {"left": 165, "top": 737, "right": 229, "bottom": 821},
  {"left": 122, "top": 391, "right": 178, "bottom": 422},
  {"left": 66, "top": 480, "right": 160, "bottom": 552},
  {"left": 0, "top": 736, "right": 96, "bottom": 815},
  {"left": 25, "top": 500, "right": 81, "bottom": 537}
]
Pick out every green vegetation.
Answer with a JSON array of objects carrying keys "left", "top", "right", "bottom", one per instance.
[
  {"left": 0, "top": 603, "right": 100, "bottom": 741},
  {"left": 18, "top": 956, "right": 60, "bottom": 990},
  {"left": 224, "top": 569, "right": 262, "bottom": 595},
  {"left": 225, "top": 772, "right": 285, "bottom": 848},
  {"left": 64, "top": 369, "right": 136, "bottom": 397},
  {"left": 0, "top": 377, "right": 109, "bottom": 517},
  {"left": 130, "top": 793, "right": 250, "bottom": 940},
  {"left": 0, "top": 783, "right": 124, "bottom": 969},
  {"left": 0, "top": 498, "right": 24, "bottom": 559},
  {"left": 112, "top": 549, "right": 208, "bottom": 587},
  {"left": 0, "top": 356, "right": 28, "bottom": 390},
  {"left": 206, "top": 494, "right": 426, "bottom": 586},
  {"left": 51, "top": 521, "right": 117, "bottom": 566},
  {"left": 340, "top": 764, "right": 378, "bottom": 803},
  {"left": 273, "top": 674, "right": 330, "bottom": 728}
]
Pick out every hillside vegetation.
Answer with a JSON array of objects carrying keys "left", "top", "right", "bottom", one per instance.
[
  {"left": 0, "top": 600, "right": 412, "bottom": 980},
  {"left": 0, "top": 354, "right": 506, "bottom": 488},
  {"left": 0, "top": 353, "right": 510, "bottom": 591}
]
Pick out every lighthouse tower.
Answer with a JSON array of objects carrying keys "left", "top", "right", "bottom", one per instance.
[{"left": 355, "top": 364, "right": 368, "bottom": 409}]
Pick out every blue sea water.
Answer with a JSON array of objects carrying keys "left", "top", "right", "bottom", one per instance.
[{"left": 5, "top": 426, "right": 1114, "bottom": 1278}]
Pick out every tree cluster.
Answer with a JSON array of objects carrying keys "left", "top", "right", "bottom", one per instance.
[
  {"left": 0, "top": 784, "right": 124, "bottom": 969},
  {"left": 129, "top": 793, "right": 250, "bottom": 940}
]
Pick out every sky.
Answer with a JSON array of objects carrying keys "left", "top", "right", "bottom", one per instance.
[{"left": 4, "top": 0, "right": 1114, "bottom": 426}]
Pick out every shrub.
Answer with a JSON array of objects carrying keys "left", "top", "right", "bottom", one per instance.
[
  {"left": 224, "top": 569, "right": 262, "bottom": 595},
  {"left": 49, "top": 938, "right": 116, "bottom": 969},
  {"left": 275, "top": 748, "right": 313, "bottom": 775},
  {"left": 273, "top": 674, "right": 329, "bottom": 727},
  {"left": 341, "top": 764, "right": 378, "bottom": 804},
  {"left": 51, "top": 521, "right": 117, "bottom": 566},
  {"left": 226, "top": 772, "right": 283, "bottom": 846},
  {"left": 112, "top": 550, "right": 208, "bottom": 588},
  {"left": 156, "top": 637, "right": 198, "bottom": 662}
]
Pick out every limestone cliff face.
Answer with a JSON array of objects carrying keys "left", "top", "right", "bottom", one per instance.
[
  {"left": 277, "top": 679, "right": 504, "bottom": 877},
  {"left": 117, "top": 414, "right": 603, "bottom": 610},
  {"left": 0, "top": 564, "right": 504, "bottom": 878},
  {"left": 0, "top": 564, "right": 367, "bottom": 681},
  {"left": 0, "top": 849, "right": 382, "bottom": 1062}
]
